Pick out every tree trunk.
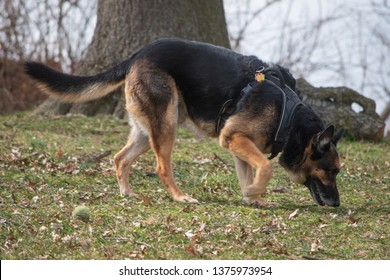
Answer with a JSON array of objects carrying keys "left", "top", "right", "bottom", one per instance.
[{"left": 35, "top": 0, "right": 230, "bottom": 118}]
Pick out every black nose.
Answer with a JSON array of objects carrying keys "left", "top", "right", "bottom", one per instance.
[
  {"left": 327, "top": 198, "right": 340, "bottom": 207},
  {"left": 332, "top": 201, "right": 340, "bottom": 207},
  {"left": 322, "top": 196, "right": 340, "bottom": 207}
]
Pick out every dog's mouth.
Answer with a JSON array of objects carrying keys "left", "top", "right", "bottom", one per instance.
[{"left": 305, "top": 177, "right": 340, "bottom": 207}]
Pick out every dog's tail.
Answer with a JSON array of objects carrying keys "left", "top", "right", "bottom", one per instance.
[{"left": 24, "top": 58, "right": 133, "bottom": 103}]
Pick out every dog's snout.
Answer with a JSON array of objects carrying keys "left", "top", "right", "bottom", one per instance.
[{"left": 326, "top": 198, "right": 340, "bottom": 207}]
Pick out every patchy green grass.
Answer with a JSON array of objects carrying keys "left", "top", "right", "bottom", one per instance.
[{"left": 0, "top": 113, "right": 389, "bottom": 260}]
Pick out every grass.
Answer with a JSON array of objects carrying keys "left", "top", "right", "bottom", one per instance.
[{"left": 0, "top": 113, "right": 389, "bottom": 260}]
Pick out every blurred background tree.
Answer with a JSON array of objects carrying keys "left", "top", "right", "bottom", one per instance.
[
  {"left": 26, "top": 0, "right": 229, "bottom": 117},
  {"left": 0, "top": 0, "right": 389, "bottom": 133},
  {"left": 0, "top": 0, "right": 96, "bottom": 114}
]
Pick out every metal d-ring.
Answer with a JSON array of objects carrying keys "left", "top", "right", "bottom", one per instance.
[{"left": 255, "top": 66, "right": 265, "bottom": 73}]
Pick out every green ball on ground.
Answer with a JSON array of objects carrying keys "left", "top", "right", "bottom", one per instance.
[{"left": 72, "top": 205, "right": 91, "bottom": 222}]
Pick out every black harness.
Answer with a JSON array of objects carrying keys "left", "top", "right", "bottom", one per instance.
[{"left": 215, "top": 64, "right": 304, "bottom": 159}]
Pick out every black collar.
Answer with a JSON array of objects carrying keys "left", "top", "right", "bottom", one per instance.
[{"left": 215, "top": 65, "right": 303, "bottom": 159}]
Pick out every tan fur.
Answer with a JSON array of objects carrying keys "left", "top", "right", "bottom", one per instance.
[
  {"left": 115, "top": 60, "right": 198, "bottom": 203},
  {"left": 37, "top": 81, "right": 123, "bottom": 103},
  {"left": 290, "top": 134, "right": 341, "bottom": 187},
  {"left": 192, "top": 119, "right": 218, "bottom": 137}
]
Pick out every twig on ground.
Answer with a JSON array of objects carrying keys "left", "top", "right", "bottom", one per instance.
[
  {"left": 85, "top": 150, "right": 112, "bottom": 162},
  {"left": 213, "top": 153, "right": 233, "bottom": 167},
  {"left": 302, "top": 255, "right": 322, "bottom": 260}
]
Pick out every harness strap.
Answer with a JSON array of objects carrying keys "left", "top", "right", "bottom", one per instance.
[
  {"left": 215, "top": 63, "right": 303, "bottom": 159},
  {"left": 215, "top": 82, "right": 256, "bottom": 135},
  {"left": 215, "top": 99, "right": 234, "bottom": 135},
  {"left": 267, "top": 79, "right": 303, "bottom": 159},
  {"left": 259, "top": 67, "right": 303, "bottom": 159}
]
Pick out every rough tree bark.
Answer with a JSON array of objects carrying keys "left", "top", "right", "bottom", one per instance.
[{"left": 35, "top": 0, "right": 230, "bottom": 118}]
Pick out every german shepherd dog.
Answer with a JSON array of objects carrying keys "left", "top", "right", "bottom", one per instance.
[{"left": 25, "top": 38, "right": 344, "bottom": 207}]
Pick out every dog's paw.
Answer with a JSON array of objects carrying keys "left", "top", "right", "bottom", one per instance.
[
  {"left": 250, "top": 200, "right": 279, "bottom": 208},
  {"left": 174, "top": 195, "right": 199, "bottom": 204},
  {"left": 120, "top": 190, "right": 141, "bottom": 199},
  {"left": 243, "top": 196, "right": 268, "bottom": 208}
]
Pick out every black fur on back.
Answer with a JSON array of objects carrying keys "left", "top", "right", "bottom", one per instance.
[{"left": 134, "top": 39, "right": 268, "bottom": 121}]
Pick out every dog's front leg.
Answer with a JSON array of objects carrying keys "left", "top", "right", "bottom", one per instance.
[
  {"left": 222, "top": 134, "right": 272, "bottom": 207},
  {"left": 233, "top": 155, "right": 253, "bottom": 192}
]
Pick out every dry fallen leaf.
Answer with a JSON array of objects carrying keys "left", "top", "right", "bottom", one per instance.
[
  {"left": 310, "top": 239, "right": 322, "bottom": 252},
  {"left": 198, "top": 221, "right": 206, "bottom": 232},
  {"left": 138, "top": 194, "right": 152, "bottom": 206},
  {"left": 185, "top": 235, "right": 201, "bottom": 256},
  {"left": 347, "top": 210, "right": 360, "bottom": 224},
  {"left": 132, "top": 221, "right": 141, "bottom": 227},
  {"left": 288, "top": 209, "right": 299, "bottom": 220},
  {"left": 143, "top": 216, "right": 157, "bottom": 226},
  {"left": 57, "top": 147, "right": 64, "bottom": 159},
  {"left": 185, "top": 230, "right": 194, "bottom": 239}
]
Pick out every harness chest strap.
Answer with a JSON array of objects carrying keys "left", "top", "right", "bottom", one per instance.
[
  {"left": 266, "top": 79, "right": 303, "bottom": 143},
  {"left": 267, "top": 79, "right": 303, "bottom": 159},
  {"left": 215, "top": 81, "right": 257, "bottom": 135}
]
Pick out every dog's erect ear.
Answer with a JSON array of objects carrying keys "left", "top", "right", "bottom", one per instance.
[
  {"left": 312, "top": 125, "right": 334, "bottom": 155},
  {"left": 318, "top": 125, "right": 334, "bottom": 149},
  {"left": 332, "top": 128, "right": 345, "bottom": 146}
]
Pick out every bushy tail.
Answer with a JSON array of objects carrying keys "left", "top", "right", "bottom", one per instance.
[{"left": 24, "top": 58, "right": 133, "bottom": 103}]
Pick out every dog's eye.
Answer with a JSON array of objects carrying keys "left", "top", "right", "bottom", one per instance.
[{"left": 328, "top": 168, "right": 340, "bottom": 176}]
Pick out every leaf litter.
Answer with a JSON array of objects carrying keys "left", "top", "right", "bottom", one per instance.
[{"left": 1, "top": 114, "right": 389, "bottom": 259}]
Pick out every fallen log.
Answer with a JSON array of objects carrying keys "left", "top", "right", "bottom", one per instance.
[{"left": 297, "top": 78, "right": 385, "bottom": 141}]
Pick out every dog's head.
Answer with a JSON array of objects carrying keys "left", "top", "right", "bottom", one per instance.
[{"left": 291, "top": 125, "right": 344, "bottom": 207}]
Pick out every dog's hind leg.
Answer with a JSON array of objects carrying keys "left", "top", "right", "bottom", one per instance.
[
  {"left": 114, "top": 120, "right": 150, "bottom": 197},
  {"left": 149, "top": 124, "right": 198, "bottom": 203},
  {"left": 147, "top": 95, "right": 198, "bottom": 203},
  {"left": 124, "top": 60, "right": 197, "bottom": 203}
]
